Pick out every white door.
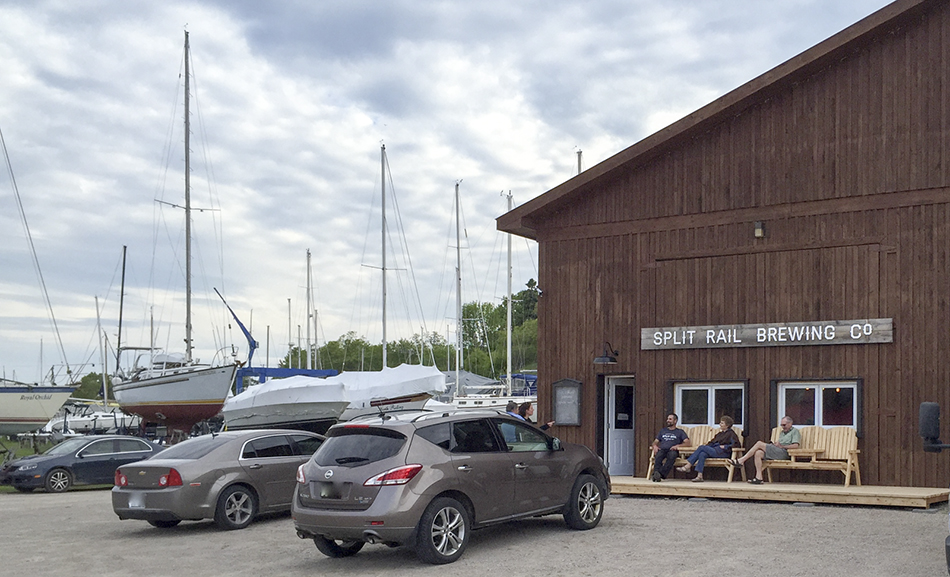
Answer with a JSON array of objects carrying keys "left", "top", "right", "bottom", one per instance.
[{"left": 605, "top": 377, "right": 636, "bottom": 476}]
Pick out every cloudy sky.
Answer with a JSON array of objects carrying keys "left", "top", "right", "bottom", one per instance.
[{"left": 0, "top": 0, "right": 893, "bottom": 384}]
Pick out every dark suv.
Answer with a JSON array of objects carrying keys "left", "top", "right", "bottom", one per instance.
[{"left": 292, "top": 410, "right": 610, "bottom": 564}]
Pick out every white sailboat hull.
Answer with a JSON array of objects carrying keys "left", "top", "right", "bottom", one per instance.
[
  {"left": 43, "top": 409, "right": 141, "bottom": 434},
  {"left": 0, "top": 386, "right": 75, "bottom": 436},
  {"left": 113, "top": 364, "right": 236, "bottom": 432}
]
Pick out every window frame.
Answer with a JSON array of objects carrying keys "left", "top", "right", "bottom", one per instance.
[
  {"left": 668, "top": 379, "right": 748, "bottom": 429},
  {"left": 771, "top": 378, "right": 862, "bottom": 433}
]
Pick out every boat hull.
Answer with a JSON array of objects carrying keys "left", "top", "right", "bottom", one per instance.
[
  {"left": 113, "top": 365, "right": 236, "bottom": 432},
  {"left": 223, "top": 401, "right": 349, "bottom": 434},
  {"left": 0, "top": 386, "right": 75, "bottom": 436},
  {"left": 338, "top": 392, "right": 433, "bottom": 421}
]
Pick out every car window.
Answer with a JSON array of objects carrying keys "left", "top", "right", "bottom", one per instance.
[
  {"left": 45, "top": 437, "right": 90, "bottom": 456},
  {"left": 289, "top": 434, "right": 324, "bottom": 456},
  {"left": 314, "top": 427, "right": 407, "bottom": 468},
  {"left": 416, "top": 423, "right": 451, "bottom": 450},
  {"left": 451, "top": 419, "right": 502, "bottom": 453},
  {"left": 494, "top": 420, "right": 549, "bottom": 452},
  {"left": 153, "top": 435, "right": 222, "bottom": 460},
  {"left": 116, "top": 439, "right": 154, "bottom": 453},
  {"left": 243, "top": 436, "right": 294, "bottom": 458},
  {"left": 80, "top": 440, "right": 116, "bottom": 456}
]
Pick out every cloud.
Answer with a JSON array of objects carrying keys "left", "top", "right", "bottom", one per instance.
[{"left": 0, "top": 0, "right": 891, "bottom": 382}]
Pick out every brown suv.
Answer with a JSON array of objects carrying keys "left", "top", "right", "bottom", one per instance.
[{"left": 292, "top": 410, "right": 610, "bottom": 564}]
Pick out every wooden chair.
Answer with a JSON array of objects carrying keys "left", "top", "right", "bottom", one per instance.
[{"left": 763, "top": 425, "right": 862, "bottom": 486}]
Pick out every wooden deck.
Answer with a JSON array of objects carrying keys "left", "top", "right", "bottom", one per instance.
[{"left": 610, "top": 476, "right": 949, "bottom": 509}]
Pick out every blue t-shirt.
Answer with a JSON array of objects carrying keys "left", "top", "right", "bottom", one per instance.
[{"left": 655, "top": 427, "right": 689, "bottom": 450}]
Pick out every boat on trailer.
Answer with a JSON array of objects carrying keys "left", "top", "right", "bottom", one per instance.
[{"left": 112, "top": 32, "right": 238, "bottom": 434}]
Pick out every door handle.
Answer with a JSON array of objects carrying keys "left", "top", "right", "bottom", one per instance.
[
  {"left": 457, "top": 465, "right": 472, "bottom": 472},
  {"left": 248, "top": 464, "right": 262, "bottom": 470},
  {"left": 514, "top": 463, "right": 528, "bottom": 470}
]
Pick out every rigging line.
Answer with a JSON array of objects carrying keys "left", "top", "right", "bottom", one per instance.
[
  {"left": 0, "top": 124, "right": 72, "bottom": 380},
  {"left": 382, "top": 152, "right": 432, "bottom": 346},
  {"left": 188, "top": 55, "right": 228, "bottom": 296}
]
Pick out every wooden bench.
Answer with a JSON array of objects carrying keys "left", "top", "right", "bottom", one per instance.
[
  {"left": 761, "top": 425, "right": 862, "bottom": 486},
  {"left": 645, "top": 425, "right": 746, "bottom": 482}
]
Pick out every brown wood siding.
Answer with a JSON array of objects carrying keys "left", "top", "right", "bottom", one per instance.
[{"left": 538, "top": 202, "right": 950, "bottom": 486}]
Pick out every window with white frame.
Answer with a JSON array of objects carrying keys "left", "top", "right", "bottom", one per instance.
[
  {"left": 777, "top": 380, "right": 858, "bottom": 428},
  {"left": 673, "top": 382, "right": 745, "bottom": 428}
]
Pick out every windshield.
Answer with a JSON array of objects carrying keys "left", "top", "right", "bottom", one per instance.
[
  {"left": 45, "top": 437, "right": 95, "bottom": 456},
  {"left": 151, "top": 435, "right": 223, "bottom": 460}
]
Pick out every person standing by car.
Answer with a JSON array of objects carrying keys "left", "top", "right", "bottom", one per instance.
[
  {"left": 729, "top": 415, "right": 801, "bottom": 484},
  {"left": 651, "top": 414, "right": 689, "bottom": 482},
  {"left": 675, "top": 416, "right": 739, "bottom": 482},
  {"left": 518, "top": 402, "right": 554, "bottom": 430}
]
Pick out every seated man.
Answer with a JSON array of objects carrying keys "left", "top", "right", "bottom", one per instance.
[
  {"left": 730, "top": 415, "right": 801, "bottom": 484},
  {"left": 651, "top": 413, "right": 689, "bottom": 482}
]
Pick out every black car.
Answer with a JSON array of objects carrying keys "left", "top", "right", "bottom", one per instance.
[{"left": 0, "top": 435, "right": 163, "bottom": 492}]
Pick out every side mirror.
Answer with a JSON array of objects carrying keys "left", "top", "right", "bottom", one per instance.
[
  {"left": 550, "top": 438, "right": 562, "bottom": 451},
  {"left": 920, "top": 402, "right": 943, "bottom": 452}
]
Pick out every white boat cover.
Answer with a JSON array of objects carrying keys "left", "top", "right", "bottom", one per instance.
[{"left": 223, "top": 363, "right": 446, "bottom": 417}]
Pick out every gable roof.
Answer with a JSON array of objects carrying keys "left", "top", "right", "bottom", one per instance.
[{"left": 497, "top": 0, "right": 936, "bottom": 240}]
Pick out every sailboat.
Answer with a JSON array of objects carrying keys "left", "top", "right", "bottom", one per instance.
[{"left": 111, "top": 32, "right": 237, "bottom": 434}]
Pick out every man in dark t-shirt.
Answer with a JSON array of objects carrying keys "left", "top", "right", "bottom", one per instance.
[{"left": 651, "top": 413, "right": 690, "bottom": 481}]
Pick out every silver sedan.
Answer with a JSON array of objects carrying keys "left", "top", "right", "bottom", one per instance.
[{"left": 112, "top": 429, "right": 324, "bottom": 530}]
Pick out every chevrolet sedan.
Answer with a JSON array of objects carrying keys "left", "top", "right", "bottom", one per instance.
[{"left": 112, "top": 429, "right": 324, "bottom": 530}]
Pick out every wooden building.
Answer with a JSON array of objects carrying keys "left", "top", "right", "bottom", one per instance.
[{"left": 497, "top": 0, "right": 950, "bottom": 488}]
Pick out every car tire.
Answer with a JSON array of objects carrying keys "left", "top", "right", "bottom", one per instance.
[
  {"left": 147, "top": 519, "right": 182, "bottom": 528},
  {"left": 563, "top": 473, "right": 605, "bottom": 530},
  {"left": 213, "top": 485, "right": 257, "bottom": 530},
  {"left": 312, "top": 535, "right": 365, "bottom": 558},
  {"left": 44, "top": 468, "right": 72, "bottom": 493},
  {"left": 415, "top": 496, "right": 470, "bottom": 565}
]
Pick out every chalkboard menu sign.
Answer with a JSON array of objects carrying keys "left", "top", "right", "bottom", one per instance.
[{"left": 552, "top": 378, "right": 581, "bottom": 426}]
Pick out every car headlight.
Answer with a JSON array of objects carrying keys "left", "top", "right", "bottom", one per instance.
[{"left": 17, "top": 464, "right": 38, "bottom": 471}]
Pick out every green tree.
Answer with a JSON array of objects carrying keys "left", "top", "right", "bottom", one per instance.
[{"left": 72, "top": 372, "right": 106, "bottom": 399}]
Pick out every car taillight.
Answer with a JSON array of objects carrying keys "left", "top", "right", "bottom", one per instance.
[
  {"left": 364, "top": 464, "right": 423, "bottom": 486},
  {"left": 296, "top": 464, "right": 306, "bottom": 484},
  {"left": 115, "top": 470, "right": 128, "bottom": 487},
  {"left": 159, "top": 468, "right": 183, "bottom": 487}
]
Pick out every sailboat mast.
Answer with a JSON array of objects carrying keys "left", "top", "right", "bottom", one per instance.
[
  {"left": 183, "top": 30, "right": 193, "bottom": 363},
  {"left": 381, "top": 144, "right": 387, "bottom": 368},
  {"left": 506, "top": 192, "right": 513, "bottom": 395},
  {"left": 455, "top": 181, "right": 462, "bottom": 389},
  {"left": 305, "top": 249, "right": 311, "bottom": 370},
  {"left": 95, "top": 296, "right": 108, "bottom": 406},
  {"left": 116, "top": 245, "right": 126, "bottom": 371}
]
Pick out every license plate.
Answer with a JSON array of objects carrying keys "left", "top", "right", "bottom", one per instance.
[
  {"left": 318, "top": 482, "right": 340, "bottom": 499},
  {"left": 128, "top": 492, "right": 145, "bottom": 508}
]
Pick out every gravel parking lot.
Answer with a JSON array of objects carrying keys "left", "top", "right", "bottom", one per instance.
[{"left": 3, "top": 488, "right": 947, "bottom": 577}]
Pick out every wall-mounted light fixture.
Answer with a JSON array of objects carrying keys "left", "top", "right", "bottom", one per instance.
[
  {"left": 593, "top": 342, "right": 619, "bottom": 365},
  {"left": 754, "top": 221, "right": 765, "bottom": 238}
]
